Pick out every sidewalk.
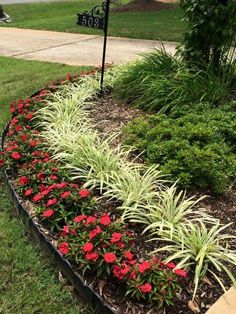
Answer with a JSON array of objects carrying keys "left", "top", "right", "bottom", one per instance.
[{"left": 0, "top": 28, "right": 178, "bottom": 66}]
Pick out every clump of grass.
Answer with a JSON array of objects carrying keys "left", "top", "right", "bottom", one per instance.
[{"left": 113, "top": 49, "right": 236, "bottom": 112}]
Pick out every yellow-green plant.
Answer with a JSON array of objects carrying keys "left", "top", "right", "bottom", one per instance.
[
  {"left": 123, "top": 184, "right": 212, "bottom": 237},
  {"left": 151, "top": 221, "right": 236, "bottom": 299},
  {"left": 106, "top": 164, "right": 165, "bottom": 209}
]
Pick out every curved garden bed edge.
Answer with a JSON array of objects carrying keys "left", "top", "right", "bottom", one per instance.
[{"left": 0, "top": 122, "right": 116, "bottom": 314}]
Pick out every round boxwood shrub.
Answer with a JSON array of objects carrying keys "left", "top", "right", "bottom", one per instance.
[{"left": 124, "top": 106, "right": 236, "bottom": 193}]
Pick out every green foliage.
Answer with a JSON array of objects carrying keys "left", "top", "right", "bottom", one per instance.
[
  {"left": 125, "top": 258, "right": 182, "bottom": 308},
  {"left": 114, "top": 50, "right": 236, "bottom": 112},
  {"left": 124, "top": 105, "right": 236, "bottom": 193},
  {"left": 179, "top": 0, "right": 236, "bottom": 66}
]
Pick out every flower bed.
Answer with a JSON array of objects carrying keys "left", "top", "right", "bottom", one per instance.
[
  {"left": 0, "top": 72, "right": 188, "bottom": 314},
  {"left": 1, "top": 68, "right": 235, "bottom": 314}
]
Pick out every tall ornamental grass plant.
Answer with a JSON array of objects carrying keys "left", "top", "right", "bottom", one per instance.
[{"left": 113, "top": 49, "right": 236, "bottom": 112}]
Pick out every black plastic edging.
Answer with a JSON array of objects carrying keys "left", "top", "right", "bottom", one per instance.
[{"left": 1, "top": 123, "right": 116, "bottom": 314}]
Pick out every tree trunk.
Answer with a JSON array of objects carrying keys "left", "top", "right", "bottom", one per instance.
[{"left": 0, "top": 5, "right": 4, "bottom": 19}]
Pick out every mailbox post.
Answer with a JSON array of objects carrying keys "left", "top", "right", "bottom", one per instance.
[{"left": 77, "top": 0, "right": 111, "bottom": 93}]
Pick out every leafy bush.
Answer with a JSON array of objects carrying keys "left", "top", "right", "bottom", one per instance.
[
  {"left": 179, "top": 0, "right": 236, "bottom": 67},
  {"left": 124, "top": 106, "right": 236, "bottom": 193},
  {"left": 113, "top": 50, "right": 236, "bottom": 112}
]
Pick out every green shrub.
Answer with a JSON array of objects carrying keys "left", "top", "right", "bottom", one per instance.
[
  {"left": 114, "top": 50, "right": 236, "bottom": 112},
  {"left": 124, "top": 106, "right": 236, "bottom": 193}
]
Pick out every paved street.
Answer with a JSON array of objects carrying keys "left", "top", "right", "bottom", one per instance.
[{"left": 0, "top": 27, "right": 177, "bottom": 66}]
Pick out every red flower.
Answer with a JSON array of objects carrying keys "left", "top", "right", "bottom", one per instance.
[
  {"left": 26, "top": 113, "right": 33, "bottom": 120},
  {"left": 89, "top": 226, "right": 102, "bottom": 240},
  {"left": 167, "top": 262, "right": 176, "bottom": 269},
  {"left": 47, "top": 198, "right": 58, "bottom": 206},
  {"left": 86, "top": 216, "right": 96, "bottom": 225},
  {"left": 129, "top": 271, "right": 136, "bottom": 280},
  {"left": 73, "top": 215, "right": 87, "bottom": 223},
  {"left": 11, "top": 117, "right": 19, "bottom": 125},
  {"left": 60, "top": 191, "right": 71, "bottom": 199},
  {"left": 66, "top": 73, "right": 72, "bottom": 80},
  {"left": 100, "top": 214, "right": 111, "bottom": 226},
  {"left": 50, "top": 174, "right": 58, "bottom": 181},
  {"left": 79, "top": 189, "right": 90, "bottom": 198},
  {"left": 25, "top": 188, "right": 33, "bottom": 196},
  {"left": 104, "top": 252, "right": 116, "bottom": 263},
  {"left": 140, "top": 283, "right": 152, "bottom": 293},
  {"left": 85, "top": 251, "right": 99, "bottom": 261},
  {"left": 42, "top": 189, "right": 50, "bottom": 196},
  {"left": 47, "top": 183, "right": 57, "bottom": 191},
  {"left": 15, "top": 125, "right": 23, "bottom": 132},
  {"left": 117, "top": 241, "right": 125, "bottom": 248},
  {"left": 19, "top": 176, "right": 30, "bottom": 186},
  {"left": 6, "top": 145, "right": 18, "bottom": 152},
  {"left": 0, "top": 159, "right": 4, "bottom": 166},
  {"left": 138, "top": 261, "right": 151, "bottom": 273},
  {"left": 11, "top": 151, "right": 21, "bottom": 159},
  {"left": 152, "top": 256, "right": 159, "bottom": 265},
  {"left": 113, "top": 265, "right": 123, "bottom": 280},
  {"left": 124, "top": 251, "right": 134, "bottom": 261},
  {"left": 17, "top": 103, "right": 24, "bottom": 109},
  {"left": 56, "top": 182, "right": 67, "bottom": 189},
  {"left": 7, "top": 131, "right": 14, "bottom": 136},
  {"left": 37, "top": 172, "right": 45, "bottom": 181},
  {"left": 174, "top": 269, "right": 187, "bottom": 277},
  {"left": 58, "top": 242, "right": 69, "bottom": 255},
  {"left": 51, "top": 167, "right": 59, "bottom": 172},
  {"left": 42, "top": 209, "right": 55, "bottom": 218},
  {"left": 82, "top": 242, "right": 94, "bottom": 253},
  {"left": 33, "top": 193, "right": 43, "bottom": 202},
  {"left": 110, "top": 232, "right": 122, "bottom": 243},
  {"left": 120, "top": 266, "right": 131, "bottom": 276},
  {"left": 20, "top": 134, "right": 28, "bottom": 141},
  {"left": 61, "top": 225, "right": 70, "bottom": 237},
  {"left": 29, "top": 140, "right": 37, "bottom": 147},
  {"left": 38, "top": 184, "right": 46, "bottom": 192}
]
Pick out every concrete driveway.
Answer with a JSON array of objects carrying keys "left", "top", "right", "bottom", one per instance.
[{"left": 0, "top": 27, "right": 177, "bottom": 66}]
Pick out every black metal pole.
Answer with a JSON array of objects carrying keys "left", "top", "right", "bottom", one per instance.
[{"left": 100, "top": 0, "right": 110, "bottom": 94}]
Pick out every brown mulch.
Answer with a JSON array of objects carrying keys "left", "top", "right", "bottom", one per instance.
[{"left": 111, "top": 0, "right": 175, "bottom": 13}]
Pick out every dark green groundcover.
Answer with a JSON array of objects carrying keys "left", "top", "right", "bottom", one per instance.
[{"left": 124, "top": 103, "right": 236, "bottom": 194}]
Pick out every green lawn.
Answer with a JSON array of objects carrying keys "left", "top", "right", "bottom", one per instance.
[
  {"left": 0, "top": 56, "right": 92, "bottom": 314},
  {"left": 1, "top": 0, "right": 185, "bottom": 42},
  {"left": 0, "top": 56, "right": 91, "bottom": 131}
]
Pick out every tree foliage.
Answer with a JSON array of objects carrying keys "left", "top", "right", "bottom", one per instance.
[{"left": 179, "top": 0, "right": 236, "bottom": 67}]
